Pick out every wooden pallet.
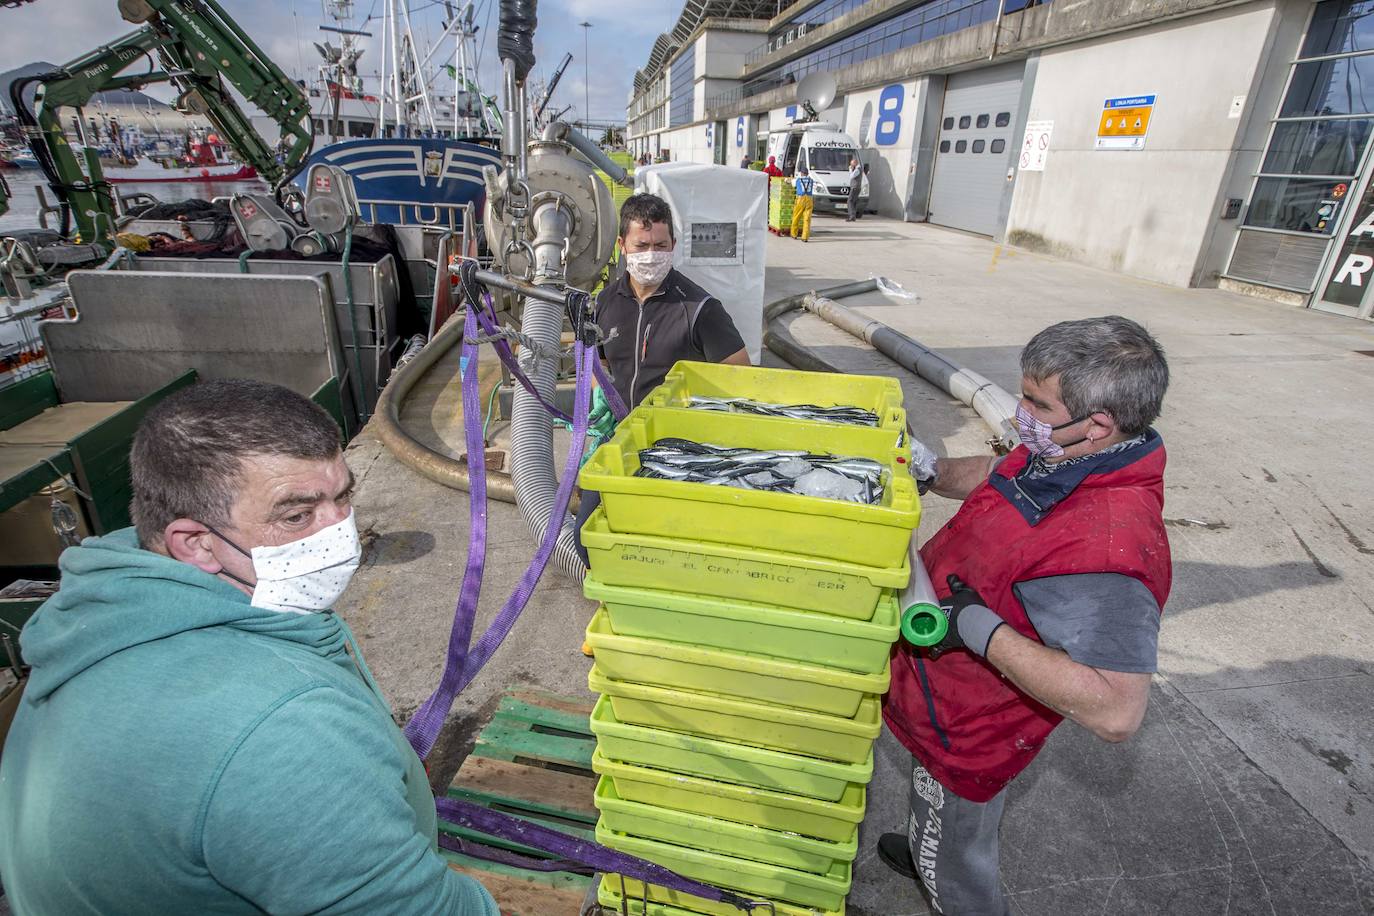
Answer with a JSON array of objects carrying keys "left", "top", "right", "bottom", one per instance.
[
  {"left": 768, "top": 225, "right": 792, "bottom": 237},
  {"left": 441, "top": 688, "right": 599, "bottom": 916}
]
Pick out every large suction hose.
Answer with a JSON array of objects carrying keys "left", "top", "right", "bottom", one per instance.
[
  {"left": 509, "top": 201, "right": 586, "bottom": 578},
  {"left": 542, "top": 121, "right": 634, "bottom": 187},
  {"left": 802, "top": 293, "right": 1019, "bottom": 450},
  {"left": 763, "top": 280, "right": 1018, "bottom": 450},
  {"left": 372, "top": 314, "right": 518, "bottom": 503}
]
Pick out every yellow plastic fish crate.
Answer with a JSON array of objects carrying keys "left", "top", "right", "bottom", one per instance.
[
  {"left": 598, "top": 874, "right": 845, "bottom": 916},
  {"left": 597, "top": 824, "right": 852, "bottom": 912},
  {"left": 637, "top": 359, "right": 906, "bottom": 436},
  {"left": 589, "top": 696, "right": 872, "bottom": 802},
  {"left": 592, "top": 750, "right": 865, "bottom": 843},
  {"left": 595, "top": 778, "right": 857, "bottom": 875},
  {"left": 589, "top": 666, "right": 881, "bottom": 764},
  {"left": 579, "top": 407, "right": 919, "bottom": 568},
  {"left": 586, "top": 607, "right": 888, "bottom": 718},
  {"left": 580, "top": 505, "right": 908, "bottom": 620},
  {"left": 642, "top": 360, "right": 907, "bottom": 432},
  {"left": 769, "top": 179, "right": 797, "bottom": 232},
  {"left": 585, "top": 575, "right": 900, "bottom": 674}
]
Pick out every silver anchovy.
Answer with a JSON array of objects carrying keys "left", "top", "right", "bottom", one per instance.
[
  {"left": 688, "top": 395, "right": 881, "bottom": 427},
  {"left": 634, "top": 437, "right": 887, "bottom": 505}
]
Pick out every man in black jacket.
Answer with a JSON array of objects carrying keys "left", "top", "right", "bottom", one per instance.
[
  {"left": 574, "top": 193, "right": 750, "bottom": 565},
  {"left": 593, "top": 193, "right": 749, "bottom": 408}
]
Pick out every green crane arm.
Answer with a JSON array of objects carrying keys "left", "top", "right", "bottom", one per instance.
[{"left": 11, "top": 0, "right": 313, "bottom": 247}]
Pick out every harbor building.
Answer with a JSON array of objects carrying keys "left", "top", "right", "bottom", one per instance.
[{"left": 626, "top": 0, "right": 1374, "bottom": 320}]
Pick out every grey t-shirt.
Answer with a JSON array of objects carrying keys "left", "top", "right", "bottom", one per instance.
[{"left": 1012, "top": 573, "right": 1160, "bottom": 674}]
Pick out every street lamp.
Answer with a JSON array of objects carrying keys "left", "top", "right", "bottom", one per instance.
[{"left": 580, "top": 20, "right": 592, "bottom": 137}]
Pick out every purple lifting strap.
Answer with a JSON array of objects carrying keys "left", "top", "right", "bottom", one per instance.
[
  {"left": 472, "top": 290, "right": 574, "bottom": 424},
  {"left": 405, "top": 284, "right": 741, "bottom": 909},
  {"left": 403, "top": 321, "right": 594, "bottom": 758},
  {"left": 436, "top": 797, "right": 752, "bottom": 909}
]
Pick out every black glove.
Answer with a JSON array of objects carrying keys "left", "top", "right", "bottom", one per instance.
[{"left": 929, "top": 574, "right": 1001, "bottom": 658}]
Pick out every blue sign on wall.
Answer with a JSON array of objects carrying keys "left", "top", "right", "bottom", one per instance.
[
  {"left": 1103, "top": 94, "right": 1156, "bottom": 108},
  {"left": 705, "top": 123, "right": 713, "bottom": 147},
  {"left": 786, "top": 105, "right": 797, "bottom": 120},
  {"left": 736, "top": 116, "right": 745, "bottom": 148},
  {"left": 875, "top": 84, "right": 904, "bottom": 146}
]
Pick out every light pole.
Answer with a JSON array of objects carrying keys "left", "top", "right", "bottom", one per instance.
[{"left": 579, "top": 21, "right": 592, "bottom": 137}]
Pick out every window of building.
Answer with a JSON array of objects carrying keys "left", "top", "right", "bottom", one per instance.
[
  {"left": 1229, "top": 0, "right": 1374, "bottom": 293},
  {"left": 990, "top": 138, "right": 1006, "bottom": 153},
  {"left": 1242, "top": 0, "right": 1374, "bottom": 236},
  {"left": 958, "top": 115, "right": 971, "bottom": 129},
  {"left": 939, "top": 140, "right": 951, "bottom": 152},
  {"left": 955, "top": 140, "right": 967, "bottom": 152},
  {"left": 976, "top": 114, "right": 989, "bottom": 128},
  {"left": 669, "top": 49, "right": 696, "bottom": 128},
  {"left": 943, "top": 117, "right": 954, "bottom": 130},
  {"left": 972, "top": 139, "right": 985, "bottom": 153},
  {"left": 995, "top": 112, "right": 1011, "bottom": 127},
  {"left": 743, "top": 0, "right": 1044, "bottom": 102}
]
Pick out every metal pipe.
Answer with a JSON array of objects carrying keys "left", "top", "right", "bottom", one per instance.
[
  {"left": 542, "top": 121, "right": 633, "bottom": 187},
  {"left": 501, "top": 61, "right": 527, "bottom": 181},
  {"left": 371, "top": 312, "right": 518, "bottom": 503},
  {"left": 467, "top": 265, "right": 581, "bottom": 306}
]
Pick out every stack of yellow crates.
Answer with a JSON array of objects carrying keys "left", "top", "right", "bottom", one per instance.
[
  {"left": 768, "top": 179, "right": 797, "bottom": 235},
  {"left": 578, "top": 362, "right": 921, "bottom": 916}
]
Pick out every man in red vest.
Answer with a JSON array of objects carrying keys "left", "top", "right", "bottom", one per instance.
[{"left": 879, "top": 316, "right": 1172, "bottom": 915}]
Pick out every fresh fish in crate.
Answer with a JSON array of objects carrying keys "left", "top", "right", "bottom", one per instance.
[
  {"left": 689, "top": 395, "right": 880, "bottom": 427},
  {"left": 634, "top": 438, "right": 885, "bottom": 504}
]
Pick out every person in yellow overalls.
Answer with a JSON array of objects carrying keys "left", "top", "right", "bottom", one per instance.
[{"left": 791, "top": 166, "right": 815, "bottom": 242}]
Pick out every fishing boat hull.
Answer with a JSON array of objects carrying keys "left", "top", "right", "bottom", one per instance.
[
  {"left": 105, "top": 162, "right": 258, "bottom": 183},
  {"left": 298, "top": 137, "right": 500, "bottom": 230}
]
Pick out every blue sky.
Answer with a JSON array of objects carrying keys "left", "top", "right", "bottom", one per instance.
[{"left": 0, "top": 0, "right": 679, "bottom": 123}]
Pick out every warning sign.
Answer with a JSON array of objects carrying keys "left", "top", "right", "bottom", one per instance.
[
  {"left": 1019, "top": 120, "right": 1054, "bottom": 172},
  {"left": 1096, "top": 94, "right": 1155, "bottom": 150}
]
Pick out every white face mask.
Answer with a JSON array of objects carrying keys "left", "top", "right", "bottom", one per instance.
[
  {"left": 212, "top": 510, "right": 362, "bottom": 614},
  {"left": 625, "top": 249, "right": 674, "bottom": 288}
]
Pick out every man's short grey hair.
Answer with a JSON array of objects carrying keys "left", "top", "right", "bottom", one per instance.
[
  {"left": 1020, "top": 316, "right": 1168, "bottom": 436},
  {"left": 131, "top": 379, "right": 342, "bottom": 548}
]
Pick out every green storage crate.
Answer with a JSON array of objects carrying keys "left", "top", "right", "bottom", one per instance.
[
  {"left": 598, "top": 874, "right": 844, "bottom": 916},
  {"left": 581, "top": 505, "right": 908, "bottom": 619},
  {"left": 586, "top": 608, "right": 888, "bottom": 717},
  {"left": 643, "top": 360, "right": 907, "bottom": 433},
  {"left": 586, "top": 575, "right": 900, "bottom": 674},
  {"left": 592, "top": 749, "right": 865, "bottom": 843},
  {"left": 590, "top": 696, "right": 872, "bottom": 802},
  {"left": 579, "top": 407, "right": 919, "bottom": 568},
  {"left": 589, "top": 667, "right": 880, "bottom": 764},
  {"left": 595, "top": 778, "right": 856, "bottom": 875},
  {"left": 598, "top": 823, "right": 851, "bottom": 912},
  {"left": 769, "top": 179, "right": 797, "bottom": 233}
]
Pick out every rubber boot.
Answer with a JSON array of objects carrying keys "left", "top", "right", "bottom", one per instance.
[{"left": 877, "top": 832, "right": 918, "bottom": 880}]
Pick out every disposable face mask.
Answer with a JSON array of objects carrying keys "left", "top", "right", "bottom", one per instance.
[
  {"left": 212, "top": 510, "right": 361, "bottom": 614},
  {"left": 1014, "top": 403, "right": 1089, "bottom": 459},
  {"left": 625, "top": 250, "right": 673, "bottom": 288}
]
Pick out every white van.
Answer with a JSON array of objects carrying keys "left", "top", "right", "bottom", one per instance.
[{"left": 766, "top": 121, "right": 869, "bottom": 214}]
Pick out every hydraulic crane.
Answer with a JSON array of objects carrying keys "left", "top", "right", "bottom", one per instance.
[{"left": 6, "top": 0, "right": 313, "bottom": 249}]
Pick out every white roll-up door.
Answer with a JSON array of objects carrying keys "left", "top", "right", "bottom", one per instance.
[{"left": 928, "top": 63, "right": 1024, "bottom": 236}]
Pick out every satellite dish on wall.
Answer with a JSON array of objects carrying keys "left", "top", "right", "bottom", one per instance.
[{"left": 795, "top": 72, "right": 837, "bottom": 122}]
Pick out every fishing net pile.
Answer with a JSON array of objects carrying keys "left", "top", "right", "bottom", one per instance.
[{"left": 635, "top": 437, "right": 886, "bottom": 504}]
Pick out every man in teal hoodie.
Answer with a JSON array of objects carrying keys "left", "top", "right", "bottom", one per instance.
[{"left": 0, "top": 380, "right": 499, "bottom": 915}]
